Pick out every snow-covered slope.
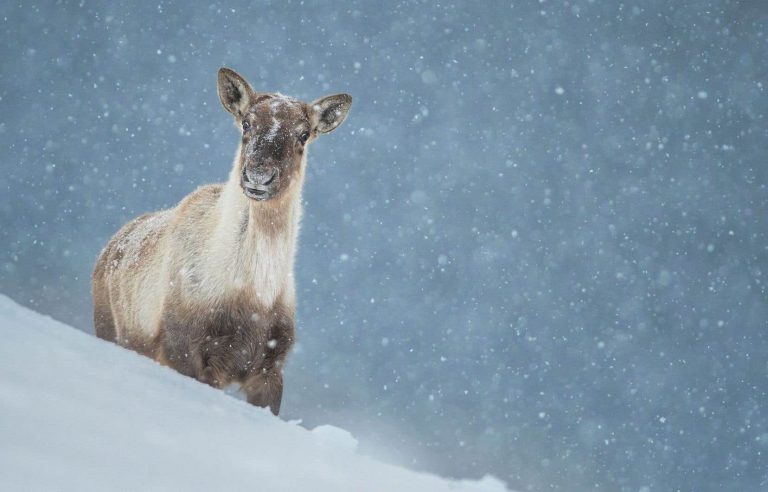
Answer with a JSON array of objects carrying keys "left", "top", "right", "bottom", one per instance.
[{"left": 0, "top": 295, "right": 508, "bottom": 492}]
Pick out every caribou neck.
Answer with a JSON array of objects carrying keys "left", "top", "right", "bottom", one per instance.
[{"left": 210, "top": 149, "right": 304, "bottom": 307}]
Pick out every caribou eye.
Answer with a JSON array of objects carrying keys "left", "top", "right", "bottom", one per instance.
[
  {"left": 299, "top": 131, "right": 310, "bottom": 144},
  {"left": 242, "top": 120, "right": 250, "bottom": 132}
]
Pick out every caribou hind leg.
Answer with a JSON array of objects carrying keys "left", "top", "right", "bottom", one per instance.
[
  {"left": 92, "top": 272, "right": 117, "bottom": 342},
  {"left": 93, "top": 303, "right": 117, "bottom": 342}
]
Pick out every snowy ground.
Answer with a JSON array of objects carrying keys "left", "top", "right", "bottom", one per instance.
[{"left": 0, "top": 295, "right": 508, "bottom": 492}]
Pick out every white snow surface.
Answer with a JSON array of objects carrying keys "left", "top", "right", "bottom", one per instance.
[{"left": 0, "top": 295, "right": 510, "bottom": 492}]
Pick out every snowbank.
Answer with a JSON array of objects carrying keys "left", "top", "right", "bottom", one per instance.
[{"left": 0, "top": 295, "right": 509, "bottom": 491}]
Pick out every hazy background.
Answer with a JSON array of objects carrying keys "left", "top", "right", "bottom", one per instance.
[{"left": 1, "top": 1, "right": 767, "bottom": 490}]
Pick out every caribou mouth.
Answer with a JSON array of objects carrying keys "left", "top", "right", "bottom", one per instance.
[
  {"left": 241, "top": 167, "right": 278, "bottom": 201},
  {"left": 242, "top": 182, "right": 275, "bottom": 201}
]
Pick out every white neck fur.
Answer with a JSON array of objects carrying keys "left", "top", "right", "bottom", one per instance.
[{"left": 202, "top": 147, "right": 304, "bottom": 309}]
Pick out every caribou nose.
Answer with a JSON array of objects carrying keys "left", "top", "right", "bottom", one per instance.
[{"left": 243, "top": 167, "right": 277, "bottom": 186}]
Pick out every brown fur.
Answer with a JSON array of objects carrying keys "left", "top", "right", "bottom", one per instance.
[{"left": 92, "top": 68, "right": 351, "bottom": 415}]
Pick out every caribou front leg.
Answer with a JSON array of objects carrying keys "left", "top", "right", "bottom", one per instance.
[{"left": 243, "top": 369, "right": 283, "bottom": 415}]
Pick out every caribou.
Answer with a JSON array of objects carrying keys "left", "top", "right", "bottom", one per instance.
[{"left": 92, "top": 67, "right": 351, "bottom": 414}]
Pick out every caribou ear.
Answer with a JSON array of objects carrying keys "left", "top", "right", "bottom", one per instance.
[
  {"left": 217, "top": 67, "right": 255, "bottom": 117},
  {"left": 311, "top": 93, "right": 352, "bottom": 134}
]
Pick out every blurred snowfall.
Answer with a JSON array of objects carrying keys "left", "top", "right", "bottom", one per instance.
[{"left": 1, "top": 1, "right": 766, "bottom": 490}]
